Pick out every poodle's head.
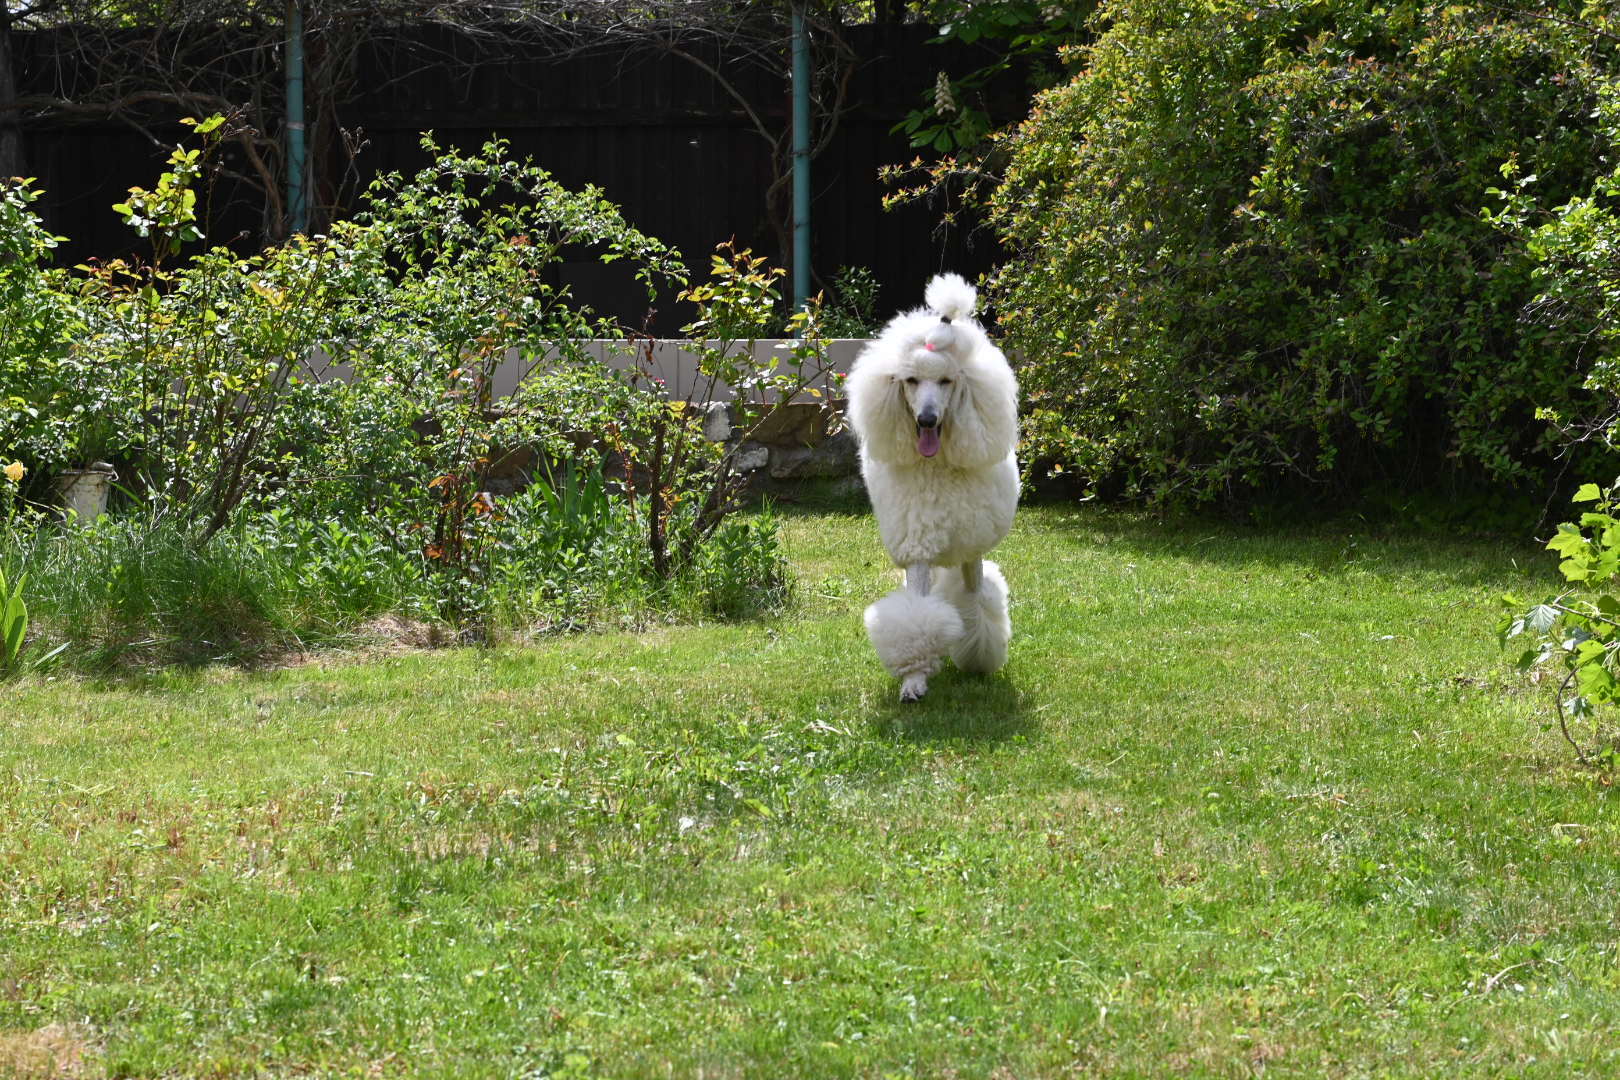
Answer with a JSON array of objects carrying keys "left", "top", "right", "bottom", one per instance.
[
  {"left": 884, "top": 316, "right": 968, "bottom": 459},
  {"left": 845, "top": 274, "right": 1019, "bottom": 468}
]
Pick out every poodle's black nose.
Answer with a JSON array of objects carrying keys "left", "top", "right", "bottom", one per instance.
[{"left": 916, "top": 409, "right": 939, "bottom": 429}]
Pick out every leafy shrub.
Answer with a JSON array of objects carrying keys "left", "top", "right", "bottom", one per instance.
[
  {"left": 6, "top": 126, "right": 804, "bottom": 664},
  {"left": 19, "top": 116, "right": 377, "bottom": 538},
  {"left": 269, "top": 134, "right": 690, "bottom": 626},
  {"left": 69, "top": 231, "right": 366, "bottom": 534},
  {"left": 690, "top": 504, "right": 791, "bottom": 618},
  {"left": 818, "top": 265, "right": 883, "bottom": 338},
  {"left": 1484, "top": 72, "right": 1620, "bottom": 458},
  {"left": 613, "top": 242, "right": 830, "bottom": 597},
  {"left": 0, "top": 180, "right": 72, "bottom": 484},
  {"left": 989, "top": 0, "right": 1616, "bottom": 503},
  {"left": 1502, "top": 481, "right": 1620, "bottom": 765}
]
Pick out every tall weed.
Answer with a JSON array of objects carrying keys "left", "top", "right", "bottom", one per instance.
[{"left": 18, "top": 516, "right": 297, "bottom": 667}]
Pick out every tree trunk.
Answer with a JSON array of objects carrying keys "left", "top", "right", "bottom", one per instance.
[{"left": 0, "top": 9, "right": 24, "bottom": 180}]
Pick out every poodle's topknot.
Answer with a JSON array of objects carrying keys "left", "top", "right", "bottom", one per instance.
[{"left": 924, "top": 273, "right": 977, "bottom": 323}]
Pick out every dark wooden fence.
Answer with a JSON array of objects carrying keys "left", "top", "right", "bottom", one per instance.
[{"left": 16, "top": 23, "right": 1026, "bottom": 325}]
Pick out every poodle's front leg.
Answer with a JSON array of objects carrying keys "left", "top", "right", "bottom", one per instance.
[
  {"left": 961, "top": 559, "right": 983, "bottom": 593},
  {"left": 866, "top": 564, "right": 961, "bottom": 704},
  {"left": 898, "top": 674, "right": 929, "bottom": 701},
  {"left": 899, "top": 563, "right": 934, "bottom": 701}
]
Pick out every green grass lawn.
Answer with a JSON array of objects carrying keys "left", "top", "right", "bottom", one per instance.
[{"left": 5, "top": 504, "right": 1617, "bottom": 1078}]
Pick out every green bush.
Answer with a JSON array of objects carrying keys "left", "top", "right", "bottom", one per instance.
[
  {"left": 1485, "top": 64, "right": 1620, "bottom": 453},
  {"left": 989, "top": 0, "right": 1617, "bottom": 503},
  {"left": 1502, "top": 480, "right": 1620, "bottom": 765},
  {"left": 68, "top": 231, "right": 364, "bottom": 532},
  {"left": 2, "top": 129, "right": 803, "bottom": 662},
  {"left": 0, "top": 180, "right": 72, "bottom": 484},
  {"left": 818, "top": 266, "right": 883, "bottom": 338}
]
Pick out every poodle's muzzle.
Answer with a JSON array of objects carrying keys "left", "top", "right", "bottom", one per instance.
[
  {"left": 907, "top": 383, "right": 947, "bottom": 458},
  {"left": 915, "top": 412, "right": 941, "bottom": 458}
]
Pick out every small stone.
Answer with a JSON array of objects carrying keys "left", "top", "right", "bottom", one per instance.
[
  {"left": 769, "top": 431, "right": 858, "bottom": 478},
  {"left": 733, "top": 443, "right": 770, "bottom": 472}
]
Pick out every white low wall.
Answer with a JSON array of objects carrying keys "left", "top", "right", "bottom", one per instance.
[{"left": 299, "top": 339, "right": 872, "bottom": 403}]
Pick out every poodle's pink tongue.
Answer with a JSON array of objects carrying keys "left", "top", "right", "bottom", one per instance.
[{"left": 917, "top": 426, "right": 941, "bottom": 458}]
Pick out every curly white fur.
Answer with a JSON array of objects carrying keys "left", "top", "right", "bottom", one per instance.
[
  {"left": 846, "top": 274, "right": 1019, "bottom": 700},
  {"left": 924, "top": 272, "right": 978, "bottom": 322},
  {"left": 864, "top": 589, "right": 963, "bottom": 678}
]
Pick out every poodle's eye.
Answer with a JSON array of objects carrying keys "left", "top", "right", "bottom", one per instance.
[
  {"left": 904, "top": 376, "right": 919, "bottom": 385},
  {"left": 940, "top": 377, "right": 954, "bottom": 385}
]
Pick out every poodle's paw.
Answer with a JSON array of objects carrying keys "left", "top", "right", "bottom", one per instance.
[
  {"left": 899, "top": 674, "right": 930, "bottom": 702},
  {"left": 864, "top": 588, "right": 962, "bottom": 682}
]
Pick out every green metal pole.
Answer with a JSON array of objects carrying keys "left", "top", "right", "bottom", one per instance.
[
  {"left": 286, "top": 0, "right": 307, "bottom": 235},
  {"left": 791, "top": 3, "right": 810, "bottom": 312}
]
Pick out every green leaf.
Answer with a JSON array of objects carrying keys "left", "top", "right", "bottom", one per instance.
[
  {"left": 1574, "top": 483, "right": 1603, "bottom": 502},
  {"left": 2, "top": 590, "right": 25, "bottom": 666},
  {"left": 1577, "top": 662, "right": 1617, "bottom": 702},
  {"left": 1546, "top": 526, "right": 1589, "bottom": 556},
  {"left": 1525, "top": 604, "right": 1561, "bottom": 634},
  {"left": 1576, "top": 638, "right": 1608, "bottom": 664}
]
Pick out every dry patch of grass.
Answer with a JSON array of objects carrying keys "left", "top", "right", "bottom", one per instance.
[{"left": 0, "top": 1024, "right": 100, "bottom": 1080}]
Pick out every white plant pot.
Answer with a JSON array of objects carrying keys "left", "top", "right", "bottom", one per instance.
[{"left": 56, "top": 464, "right": 117, "bottom": 522}]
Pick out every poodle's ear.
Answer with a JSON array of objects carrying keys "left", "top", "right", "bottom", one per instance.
[
  {"left": 942, "top": 343, "right": 1019, "bottom": 469},
  {"left": 845, "top": 352, "right": 917, "bottom": 464}
]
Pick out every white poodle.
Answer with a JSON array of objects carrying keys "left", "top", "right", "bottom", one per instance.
[{"left": 844, "top": 273, "right": 1019, "bottom": 702}]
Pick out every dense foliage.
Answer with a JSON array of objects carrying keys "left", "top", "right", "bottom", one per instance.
[
  {"left": 1490, "top": 57, "right": 1620, "bottom": 762},
  {"left": 0, "top": 127, "right": 814, "bottom": 670},
  {"left": 989, "top": 0, "right": 1619, "bottom": 503},
  {"left": 1502, "top": 481, "right": 1620, "bottom": 765},
  {"left": 0, "top": 181, "right": 70, "bottom": 474}
]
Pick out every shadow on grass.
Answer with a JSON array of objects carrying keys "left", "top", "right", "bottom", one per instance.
[
  {"left": 762, "top": 477, "right": 870, "bottom": 516},
  {"left": 874, "top": 670, "right": 1033, "bottom": 745}
]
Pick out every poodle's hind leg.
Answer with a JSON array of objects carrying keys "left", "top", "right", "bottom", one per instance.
[
  {"left": 961, "top": 559, "right": 983, "bottom": 593},
  {"left": 864, "top": 584, "right": 963, "bottom": 703},
  {"left": 906, "top": 563, "right": 931, "bottom": 596},
  {"left": 937, "top": 559, "right": 1012, "bottom": 674}
]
